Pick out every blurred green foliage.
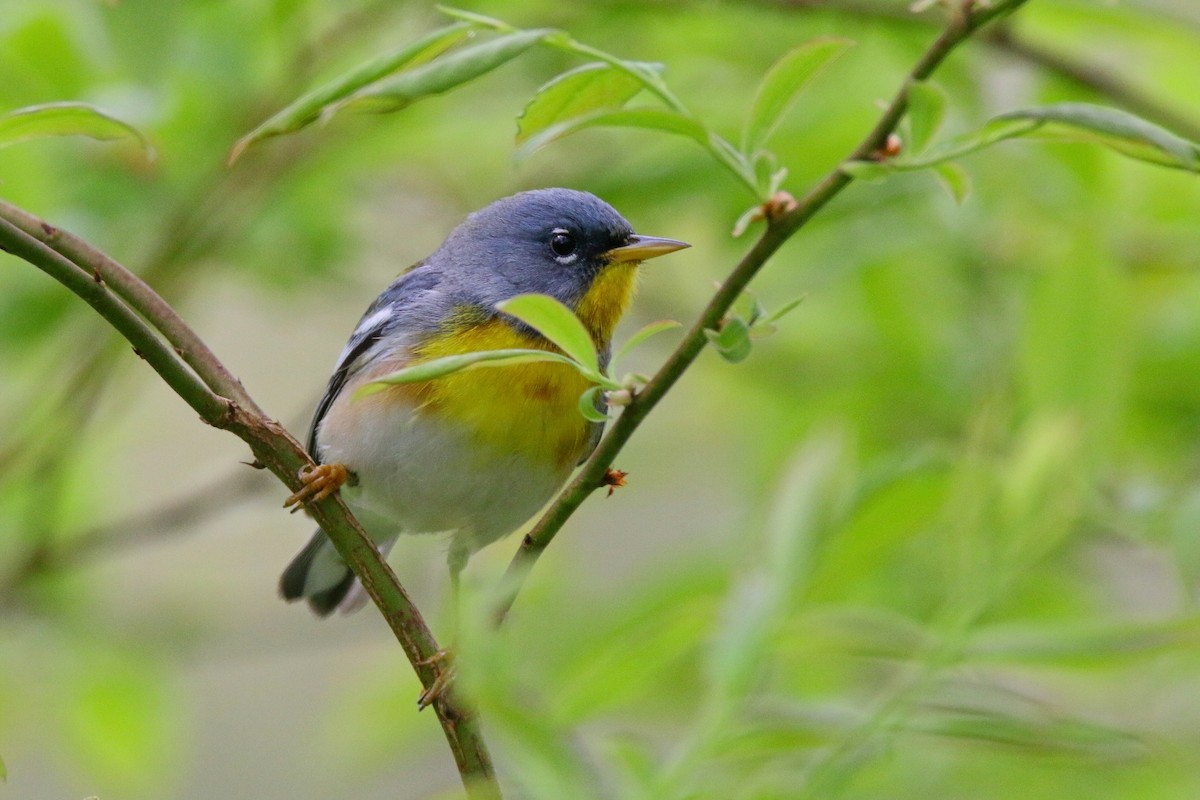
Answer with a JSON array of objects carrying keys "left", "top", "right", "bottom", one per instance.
[{"left": 2, "top": 0, "right": 1200, "bottom": 799}]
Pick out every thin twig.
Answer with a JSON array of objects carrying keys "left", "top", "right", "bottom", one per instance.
[
  {"left": 779, "top": 0, "right": 1200, "bottom": 143},
  {"left": 493, "top": 0, "right": 1031, "bottom": 624}
]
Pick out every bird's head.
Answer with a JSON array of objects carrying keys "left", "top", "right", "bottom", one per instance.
[{"left": 435, "top": 188, "right": 688, "bottom": 345}]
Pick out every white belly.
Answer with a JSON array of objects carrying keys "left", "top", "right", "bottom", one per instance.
[{"left": 316, "top": 394, "right": 567, "bottom": 551}]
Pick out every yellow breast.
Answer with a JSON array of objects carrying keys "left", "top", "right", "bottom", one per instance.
[
  {"left": 411, "top": 317, "right": 595, "bottom": 471},
  {"left": 396, "top": 264, "right": 637, "bottom": 471}
]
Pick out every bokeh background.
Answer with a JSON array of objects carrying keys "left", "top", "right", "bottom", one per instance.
[{"left": 3, "top": 1, "right": 1200, "bottom": 798}]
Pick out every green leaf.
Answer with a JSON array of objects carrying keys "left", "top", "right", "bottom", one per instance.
[
  {"left": 0, "top": 751, "right": 5, "bottom": 782},
  {"left": 496, "top": 293, "right": 599, "bottom": 375},
  {"left": 705, "top": 317, "right": 753, "bottom": 363},
  {"left": 356, "top": 348, "right": 584, "bottom": 397},
  {"left": 765, "top": 295, "right": 806, "bottom": 324},
  {"left": 893, "top": 117, "right": 1039, "bottom": 169},
  {"left": 734, "top": 291, "right": 769, "bottom": 327},
  {"left": 742, "top": 38, "right": 854, "bottom": 154},
  {"left": 749, "top": 323, "right": 779, "bottom": 339},
  {"left": 707, "top": 575, "right": 773, "bottom": 701},
  {"left": 435, "top": 5, "right": 762, "bottom": 195},
  {"left": 229, "top": 23, "right": 470, "bottom": 163},
  {"left": 0, "top": 102, "right": 152, "bottom": 154},
  {"left": 765, "top": 431, "right": 849, "bottom": 606},
  {"left": 996, "top": 102, "right": 1200, "bottom": 171},
  {"left": 343, "top": 28, "right": 556, "bottom": 113},
  {"left": 895, "top": 103, "right": 1200, "bottom": 173},
  {"left": 969, "top": 617, "right": 1200, "bottom": 665},
  {"left": 577, "top": 386, "right": 608, "bottom": 423},
  {"left": 905, "top": 80, "right": 947, "bottom": 154},
  {"left": 437, "top": 5, "right": 514, "bottom": 31},
  {"left": 614, "top": 319, "right": 682, "bottom": 362},
  {"left": 535, "top": 34, "right": 677, "bottom": 105},
  {"left": 932, "top": 161, "right": 971, "bottom": 204},
  {"left": 731, "top": 204, "right": 763, "bottom": 238},
  {"left": 516, "top": 106, "right": 712, "bottom": 163},
  {"left": 910, "top": 699, "right": 1144, "bottom": 759},
  {"left": 751, "top": 295, "right": 805, "bottom": 338},
  {"left": 517, "top": 62, "right": 655, "bottom": 145},
  {"left": 441, "top": 5, "right": 674, "bottom": 106}
]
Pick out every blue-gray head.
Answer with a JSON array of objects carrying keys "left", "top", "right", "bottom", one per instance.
[{"left": 431, "top": 188, "right": 688, "bottom": 340}]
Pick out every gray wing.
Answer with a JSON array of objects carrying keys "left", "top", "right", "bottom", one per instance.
[{"left": 305, "top": 263, "right": 448, "bottom": 457}]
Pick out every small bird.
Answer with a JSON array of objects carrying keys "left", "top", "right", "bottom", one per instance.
[{"left": 280, "top": 188, "right": 688, "bottom": 616}]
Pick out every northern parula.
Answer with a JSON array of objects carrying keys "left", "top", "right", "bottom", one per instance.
[{"left": 280, "top": 188, "right": 688, "bottom": 615}]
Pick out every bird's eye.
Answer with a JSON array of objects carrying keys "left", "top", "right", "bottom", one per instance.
[{"left": 550, "top": 230, "right": 577, "bottom": 258}]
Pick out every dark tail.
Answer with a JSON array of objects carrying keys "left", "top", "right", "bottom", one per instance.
[{"left": 279, "top": 530, "right": 357, "bottom": 617}]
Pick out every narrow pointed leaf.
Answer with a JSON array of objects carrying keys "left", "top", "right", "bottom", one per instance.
[
  {"left": 343, "top": 28, "right": 556, "bottom": 113},
  {"left": 910, "top": 704, "right": 1144, "bottom": 759},
  {"left": 230, "top": 23, "right": 471, "bottom": 162},
  {"left": 497, "top": 293, "right": 599, "bottom": 374},
  {"left": 439, "top": 6, "right": 673, "bottom": 103},
  {"left": 765, "top": 295, "right": 806, "bottom": 324},
  {"left": 905, "top": 80, "right": 947, "bottom": 154},
  {"left": 749, "top": 322, "right": 779, "bottom": 339},
  {"left": 536, "top": 34, "right": 676, "bottom": 103},
  {"left": 996, "top": 102, "right": 1200, "bottom": 171},
  {"left": 517, "top": 62, "right": 656, "bottom": 144},
  {"left": 0, "top": 102, "right": 152, "bottom": 154},
  {"left": 933, "top": 161, "right": 972, "bottom": 204},
  {"left": 895, "top": 103, "right": 1200, "bottom": 173},
  {"left": 705, "top": 317, "right": 753, "bottom": 363},
  {"left": 743, "top": 38, "right": 853, "bottom": 154},
  {"left": 577, "top": 386, "right": 609, "bottom": 423},
  {"left": 766, "top": 431, "right": 847, "bottom": 604},
  {"left": 516, "top": 107, "right": 711, "bottom": 162},
  {"left": 731, "top": 204, "right": 763, "bottom": 238},
  {"left": 614, "top": 319, "right": 682, "bottom": 362},
  {"left": 892, "top": 117, "right": 1039, "bottom": 169},
  {"left": 708, "top": 575, "right": 774, "bottom": 700},
  {"left": 437, "top": 6, "right": 513, "bottom": 31},
  {"left": 357, "top": 348, "right": 584, "bottom": 397}
]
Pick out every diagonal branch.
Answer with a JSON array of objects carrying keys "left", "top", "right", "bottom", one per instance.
[
  {"left": 0, "top": 217, "right": 232, "bottom": 423},
  {"left": 779, "top": 0, "right": 1200, "bottom": 143},
  {"left": 493, "top": 0, "right": 1032, "bottom": 624},
  {"left": 0, "top": 200, "right": 264, "bottom": 415},
  {"left": 0, "top": 208, "right": 499, "bottom": 797}
]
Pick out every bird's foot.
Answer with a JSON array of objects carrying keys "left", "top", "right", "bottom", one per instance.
[
  {"left": 284, "top": 463, "right": 350, "bottom": 511},
  {"left": 416, "top": 649, "right": 456, "bottom": 711}
]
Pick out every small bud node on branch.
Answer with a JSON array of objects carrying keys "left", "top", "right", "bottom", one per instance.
[
  {"left": 601, "top": 468, "right": 628, "bottom": 497},
  {"left": 870, "top": 133, "right": 903, "bottom": 160}
]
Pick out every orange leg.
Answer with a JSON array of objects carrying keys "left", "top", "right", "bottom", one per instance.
[
  {"left": 416, "top": 649, "right": 456, "bottom": 711},
  {"left": 283, "top": 463, "right": 350, "bottom": 511}
]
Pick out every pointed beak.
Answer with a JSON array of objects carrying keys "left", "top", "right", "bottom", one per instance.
[{"left": 604, "top": 234, "right": 690, "bottom": 264}]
